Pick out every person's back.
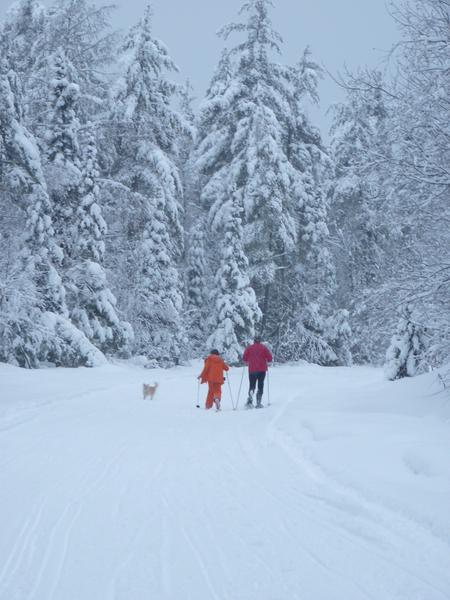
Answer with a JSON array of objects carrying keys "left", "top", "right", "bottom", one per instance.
[
  {"left": 198, "top": 350, "right": 229, "bottom": 410},
  {"left": 243, "top": 341, "right": 272, "bottom": 373},
  {"left": 242, "top": 338, "right": 272, "bottom": 408},
  {"left": 200, "top": 353, "right": 229, "bottom": 384}
]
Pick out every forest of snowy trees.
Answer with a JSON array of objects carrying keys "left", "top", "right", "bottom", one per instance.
[{"left": 0, "top": 0, "right": 448, "bottom": 378}]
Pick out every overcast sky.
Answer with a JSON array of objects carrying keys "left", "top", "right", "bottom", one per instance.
[{"left": 0, "top": 0, "right": 400, "bottom": 134}]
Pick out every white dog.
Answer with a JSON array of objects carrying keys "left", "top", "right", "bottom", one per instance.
[{"left": 142, "top": 383, "right": 158, "bottom": 400}]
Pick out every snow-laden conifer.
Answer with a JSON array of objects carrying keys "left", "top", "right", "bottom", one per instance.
[
  {"left": 185, "top": 221, "right": 208, "bottom": 355},
  {"left": 196, "top": 1, "right": 334, "bottom": 363},
  {"left": 385, "top": 305, "right": 426, "bottom": 380},
  {"left": 194, "top": 48, "right": 235, "bottom": 214},
  {"left": 328, "top": 72, "right": 393, "bottom": 362},
  {"left": 0, "top": 61, "right": 104, "bottom": 367},
  {"left": 129, "top": 190, "right": 185, "bottom": 366},
  {"left": 329, "top": 73, "right": 390, "bottom": 301},
  {"left": 0, "top": 0, "right": 46, "bottom": 82},
  {"left": 0, "top": 61, "right": 63, "bottom": 365},
  {"left": 46, "top": 49, "right": 80, "bottom": 166},
  {"left": 178, "top": 79, "right": 197, "bottom": 232},
  {"left": 208, "top": 190, "right": 261, "bottom": 363},
  {"left": 108, "top": 6, "right": 186, "bottom": 363},
  {"left": 0, "top": 64, "right": 65, "bottom": 309},
  {"left": 44, "top": 0, "right": 118, "bottom": 114},
  {"left": 39, "top": 50, "right": 111, "bottom": 366},
  {"left": 70, "top": 123, "right": 133, "bottom": 354},
  {"left": 44, "top": 48, "right": 82, "bottom": 271},
  {"left": 1, "top": 0, "right": 118, "bottom": 126},
  {"left": 212, "top": 0, "right": 298, "bottom": 284},
  {"left": 110, "top": 5, "right": 184, "bottom": 248},
  {"left": 381, "top": 0, "right": 450, "bottom": 366},
  {"left": 276, "top": 302, "right": 337, "bottom": 366},
  {"left": 325, "top": 309, "right": 353, "bottom": 367},
  {"left": 274, "top": 49, "right": 336, "bottom": 362},
  {"left": 178, "top": 80, "right": 209, "bottom": 355}
]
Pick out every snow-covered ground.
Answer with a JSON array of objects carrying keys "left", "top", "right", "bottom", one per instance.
[{"left": 1, "top": 361, "right": 449, "bottom": 600}]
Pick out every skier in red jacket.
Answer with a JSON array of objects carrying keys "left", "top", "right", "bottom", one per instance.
[{"left": 242, "top": 337, "right": 273, "bottom": 408}]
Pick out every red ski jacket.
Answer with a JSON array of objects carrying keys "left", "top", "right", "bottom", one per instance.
[{"left": 242, "top": 343, "right": 273, "bottom": 373}]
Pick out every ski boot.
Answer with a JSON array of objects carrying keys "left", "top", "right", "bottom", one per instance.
[
  {"left": 214, "top": 398, "right": 221, "bottom": 412},
  {"left": 245, "top": 391, "right": 254, "bottom": 409},
  {"left": 255, "top": 394, "right": 263, "bottom": 409}
]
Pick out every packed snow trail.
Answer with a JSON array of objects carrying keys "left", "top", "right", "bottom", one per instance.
[{"left": 1, "top": 362, "right": 450, "bottom": 600}]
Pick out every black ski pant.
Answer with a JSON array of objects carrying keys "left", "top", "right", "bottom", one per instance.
[{"left": 248, "top": 371, "right": 266, "bottom": 400}]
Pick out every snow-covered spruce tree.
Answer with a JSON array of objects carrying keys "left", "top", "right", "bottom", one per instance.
[
  {"left": 0, "top": 0, "right": 46, "bottom": 85},
  {"left": 214, "top": 1, "right": 298, "bottom": 288},
  {"left": 196, "top": 1, "right": 335, "bottom": 363},
  {"left": 276, "top": 302, "right": 338, "bottom": 366},
  {"left": 178, "top": 79, "right": 196, "bottom": 167},
  {"left": 70, "top": 123, "right": 133, "bottom": 354},
  {"left": 191, "top": 48, "right": 235, "bottom": 352},
  {"left": 1, "top": 0, "right": 118, "bottom": 130},
  {"left": 46, "top": 49, "right": 80, "bottom": 163},
  {"left": 274, "top": 50, "right": 340, "bottom": 365},
  {"left": 194, "top": 8, "right": 297, "bottom": 327},
  {"left": 179, "top": 79, "right": 196, "bottom": 129},
  {"left": 108, "top": 5, "right": 186, "bottom": 364},
  {"left": 44, "top": 48, "right": 81, "bottom": 268},
  {"left": 127, "top": 190, "right": 184, "bottom": 366},
  {"left": 41, "top": 51, "right": 127, "bottom": 364},
  {"left": 384, "top": 305, "right": 426, "bottom": 381},
  {"left": 325, "top": 309, "right": 353, "bottom": 367},
  {"left": 185, "top": 220, "right": 208, "bottom": 356},
  {"left": 0, "top": 61, "right": 103, "bottom": 367},
  {"left": 381, "top": 0, "right": 450, "bottom": 367},
  {"left": 328, "top": 71, "right": 392, "bottom": 363},
  {"left": 193, "top": 48, "right": 234, "bottom": 216},
  {"left": 208, "top": 190, "right": 261, "bottom": 364},
  {"left": 177, "top": 80, "right": 208, "bottom": 354},
  {"left": 44, "top": 0, "right": 118, "bottom": 117},
  {"left": 0, "top": 61, "right": 58, "bottom": 366},
  {"left": 41, "top": 50, "right": 107, "bottom": 367},
  {"left": 178, "top": 79, "right": 196, "bottom": 221}
]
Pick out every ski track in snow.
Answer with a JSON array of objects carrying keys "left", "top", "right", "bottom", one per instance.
[
  {"left": 1, "top": 362, "right": 449, "bottom": 600},
  {"left": 265, "top": 397, "right": 450, "bottom": 598}
]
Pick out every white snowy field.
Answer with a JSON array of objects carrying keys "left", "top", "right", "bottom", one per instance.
[{"left": 1, "top": 361, "right": 450, "bottom": 600}]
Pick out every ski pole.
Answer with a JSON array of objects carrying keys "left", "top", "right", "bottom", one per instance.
[
  {"left": 236, "top": 367, "right": 245, "bottom": 411},
  {"left": 267, "top": 368, "right": 271, "bottom": 406},
  {"left": 227, "top": 376, "right": 235, "bottom": 410},
  {"left": 196, "top": 379, "right": 201, "bottom": 408}
]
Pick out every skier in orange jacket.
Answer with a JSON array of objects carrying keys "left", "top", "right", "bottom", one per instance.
[{"left": 198, "top": 349, "right": 229, "bottom": 411}]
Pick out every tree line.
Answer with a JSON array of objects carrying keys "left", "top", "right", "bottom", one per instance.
[{"left": 0, "top": 0, "right": 448, "bottom": 380}]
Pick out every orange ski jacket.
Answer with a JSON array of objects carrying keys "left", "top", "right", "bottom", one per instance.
[{"left": 199, "top": 354, "right": 230, "bottom": 384}]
